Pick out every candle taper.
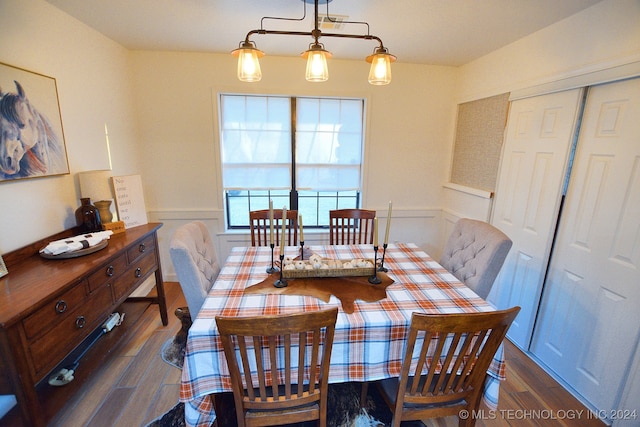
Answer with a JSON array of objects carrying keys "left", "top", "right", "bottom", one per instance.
[
  {"left": 299, "top": 214, "right": 304, "bottom": 242},
  {"left": 384, "top": 201, "right": 392, "bottom": 245},
  {"left": 280, "top": 207, "right": 286, "bottom": 254},
  {"left": 373, "top": 217, "right": 378, "bottom": 247},
  {"left": 269, "top": 200, "right": 274, "bottom": 245}
]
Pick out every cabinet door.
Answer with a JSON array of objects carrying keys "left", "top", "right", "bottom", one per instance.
[
  {"left": 531, "top": 77, "right": 640, "bottom": 417},
  {"left": 489, "top": 88, "right": 583, "bottom": 349}
]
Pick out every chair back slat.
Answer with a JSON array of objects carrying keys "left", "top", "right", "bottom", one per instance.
[
  {"left": 297, "top": 332, "right": 306, "bottom": 390},
  {"left": 250, "top": 209, "right": 299, "bottom": 246},
  {"left": 329, "top": 209, "right": 376, "bottom": 245},
  {"left": 284, "top": 334, "right": 292, "bottom": 398},
  {"left": 216, "top": 308, "right": 338, "bottom": 427}
]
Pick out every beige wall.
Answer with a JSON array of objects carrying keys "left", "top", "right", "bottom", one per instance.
[
  {"left": 129, "top": 51, "right": 458, "bottom": 211},
  {"left": 0, "top": 0, "right": 140, "bottom": 253},
  {"left": 130, "top": 51, "right": 458, "bottom": 266},
  {"left": 456, "top": 0, "right": 640, "bottom": 102}
]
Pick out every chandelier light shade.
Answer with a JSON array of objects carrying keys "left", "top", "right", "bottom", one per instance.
[
  {"left": 232, "top": 0, "right": 395, "bottom": 84},
  {"left": 366, "top": 47, "right": 396, "bottom": 85},
  {"left": 231, "top": 41, "right": 265, "bottom": 82},
  {"left": 302, "top": 43, "right": 331, "bottom": 82}
]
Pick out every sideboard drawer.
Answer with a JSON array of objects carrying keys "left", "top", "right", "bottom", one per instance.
[
  {"left": 126, "top": 234, "right": 156, "bottom": 264},
  {"left": 23, "top": 279, "right": 88, "bottom": 340},
  {"left": 28, "top": 282, "right": 113, "bottom": 377},
  {"left": 86, "top": 253, "right": 127, "bottom": 292},
  {"left": 112, "top": 250, "right": 157, "bottom": 301}
]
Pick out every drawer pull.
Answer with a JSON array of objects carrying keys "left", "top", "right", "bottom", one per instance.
[
  {"left": 55, "top": 300, "right": 67, "bottom": 314},
  {"left": 135, "top": 267, "right": 142, "bottom": 278},
  {"left": 75, "top": 316, "right": 86, "bottom": 329},
  {"left": 139, "top": 243, "right": 146, "bottom": 253},
  {"left": 106, "top": 265, "right": 115, "bottom": 277}
]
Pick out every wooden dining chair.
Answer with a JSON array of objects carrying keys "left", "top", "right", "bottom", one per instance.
[
  {"left": 249, "top": 209, "right": 298, "bottom": 246},
  {"left": 373, "top": 306, "right": 520, "bottom": 427},
  {"left": 216, "top": 307, "right": 338, "bottom": 427},
  {"left": 329, "top": 208, "right": 376, "bottom": 245},
  {"left": 439, "top": 218, "right": 513, "bottom": 299}
]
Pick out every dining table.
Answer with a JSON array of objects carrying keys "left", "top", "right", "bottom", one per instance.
[{"left": 179, "top": 243, "right": 505, "bottom": 427}]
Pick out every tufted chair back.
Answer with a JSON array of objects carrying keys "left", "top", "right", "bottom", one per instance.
[
  {"left": 439, "top": 218, "right": 512, "bottom": 300},
  {"left": 170, "top": 221, "right": 220, "bottom": 320}
]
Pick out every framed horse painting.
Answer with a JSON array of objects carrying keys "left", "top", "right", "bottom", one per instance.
[{"left": 0, "top": 62, "right": 70, "bottom": 182}]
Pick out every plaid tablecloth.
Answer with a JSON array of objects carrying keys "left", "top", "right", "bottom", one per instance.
[{"left": 180, "top": 243, "right": 504, "bottom": 427}]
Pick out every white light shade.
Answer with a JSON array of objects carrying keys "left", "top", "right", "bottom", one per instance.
[
  {"left": 78, "top": 170, "right": 113, "bottom": 201},
  {"left": 232, "top": 44, "right": 264, "bottom": 82},
  {"left": 303, "top": 48, "right": 330, "bottom": 82},
  {"left": 366, "top": 50, "right": 396, "bottom": 85}
]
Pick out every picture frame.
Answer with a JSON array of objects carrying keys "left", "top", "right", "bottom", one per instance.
[
  {"left": 0, "top": 62, "right": 70, "bottom": 182},
  {"left": 112, "top": 175, "right": 149, "bottom": 229},
  {"left": 0, "top": 255, "right": 7, "bottom": 278}
]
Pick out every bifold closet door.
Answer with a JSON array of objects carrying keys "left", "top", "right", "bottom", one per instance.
[
  {"left": 489, "top": 88, "right": 583, "bottom": 350},
  {"left": 531, "top": 77, "right": 640, "bottom": 417}
]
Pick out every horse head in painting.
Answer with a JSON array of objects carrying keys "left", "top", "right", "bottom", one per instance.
[
  {"left": 0, "top": 81, "right": 63, "bottom": 179},
  {"left": 0, "top": 86, "right": 28, "bottom": 176}
]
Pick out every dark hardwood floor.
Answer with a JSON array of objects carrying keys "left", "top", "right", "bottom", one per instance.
[{"left": 3, "top": 282, "right": 606, "bottom": 426}]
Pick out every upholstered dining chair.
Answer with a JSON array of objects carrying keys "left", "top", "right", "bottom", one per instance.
[
  {"left": 439, "top": 218, "right": 513, "bottom": 299},
  {"left": 169, "top": 221, "right": 220, "bottom": 321},
  {"left": 216, "top": 307, "right": 338, "bottom": 427},
  {"left": 249, "top": 209, "right": 299, "bottom": 247},
  {"left": 375, "top": 307, "right": 520, "bottom": 427},
  {"left": 329, "top": 208, "right": 376, "bottom": 245}
]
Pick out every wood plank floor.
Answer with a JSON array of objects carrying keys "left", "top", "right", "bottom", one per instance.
[{"left": 26, "top": 282, "right": 605, "bottom": 427}]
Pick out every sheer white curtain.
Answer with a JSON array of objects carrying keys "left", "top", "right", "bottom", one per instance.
[
  {"left": 296, "top": 97, "right": 363, "bottom": 191},
  {"left": 220, "top": 95, "right": 292, "bottom": 191}
]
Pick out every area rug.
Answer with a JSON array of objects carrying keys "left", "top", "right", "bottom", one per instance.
[
  {"left": 161, "top": 335, "right": 185, "bottom": 370},
  {"left": 157, "top": 334, "right": 427, "bottom": 427},
  {"left": 147, "top": 382, "right": 430, "bottom": 427}
]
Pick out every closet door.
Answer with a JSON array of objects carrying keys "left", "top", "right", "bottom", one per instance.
[
  {"left": 490, "top": 89, "right": 583, "bottom": 349},
  {"left": 531, "top": 77, "right": 640, "bottom": 416}
]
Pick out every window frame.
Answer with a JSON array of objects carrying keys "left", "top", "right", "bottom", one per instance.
[{"left": 218, "top": 93, "right": 367, "bottom": 230}]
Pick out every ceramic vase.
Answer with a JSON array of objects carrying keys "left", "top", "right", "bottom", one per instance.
[{"left": 75, "top": 197, "right": 102, "bottom": 233}]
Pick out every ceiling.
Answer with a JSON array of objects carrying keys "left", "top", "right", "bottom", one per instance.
[{"left": 46, "top": 0, "right": 602, "bottom": 66}]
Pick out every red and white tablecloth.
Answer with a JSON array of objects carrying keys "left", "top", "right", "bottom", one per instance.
[{"left": 180, "top": 243, "right": 504, "bottom": 427}]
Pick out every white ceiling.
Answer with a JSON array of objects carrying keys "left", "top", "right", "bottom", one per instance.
[{"left": 46, "top": 0, "right": 602, "bottom": 66}]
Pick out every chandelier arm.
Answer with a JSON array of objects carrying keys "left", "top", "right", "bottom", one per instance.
[
  {"left": 321, "top": 32, "right": 384, "bottom": 48},
  {"left": 245, "top": 29, "right": 314, "bottom": 41},
  {"left": 260, "top": 0, "right": 307, "bottom": 30},
  {"left": 244, "top": 29, "right": 385, "bottom": 49},
  {"left": 322, "top": 0, "right": 371, "bottom": 35}
]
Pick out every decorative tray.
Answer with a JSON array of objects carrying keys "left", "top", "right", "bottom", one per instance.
[
  {"left": 40, "top": 239, "right": 109, "bottom": 259},
  {"left": 281, "top": 256, "right": 376, "bottom": 279}
]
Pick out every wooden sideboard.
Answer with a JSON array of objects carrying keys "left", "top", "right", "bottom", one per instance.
[{"left": 0, "top": 223, "right": 168, "bottom": 426}]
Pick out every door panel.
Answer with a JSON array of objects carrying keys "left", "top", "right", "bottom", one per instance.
[
  {"left": 489, "top": 89, "right": 584, "bottom": 349},
  {"left": 531, "top": 77, "right": 640, "bottom": 416}
]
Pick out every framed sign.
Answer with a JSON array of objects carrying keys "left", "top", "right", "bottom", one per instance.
[
  {"left": 0, "top": 62, "right": 69, "bottom": 182},
  {"left": 112, "top": 174, "right": 149, "bottom": 229}
]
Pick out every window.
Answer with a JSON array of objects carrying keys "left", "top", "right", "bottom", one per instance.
[{"left": 220, "top": 94, "right": 365, "bottom": 228}]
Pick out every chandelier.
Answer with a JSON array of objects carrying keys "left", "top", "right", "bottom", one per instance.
[{"left": 231, "top": 0, "right": 396, "bottom": 85}]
